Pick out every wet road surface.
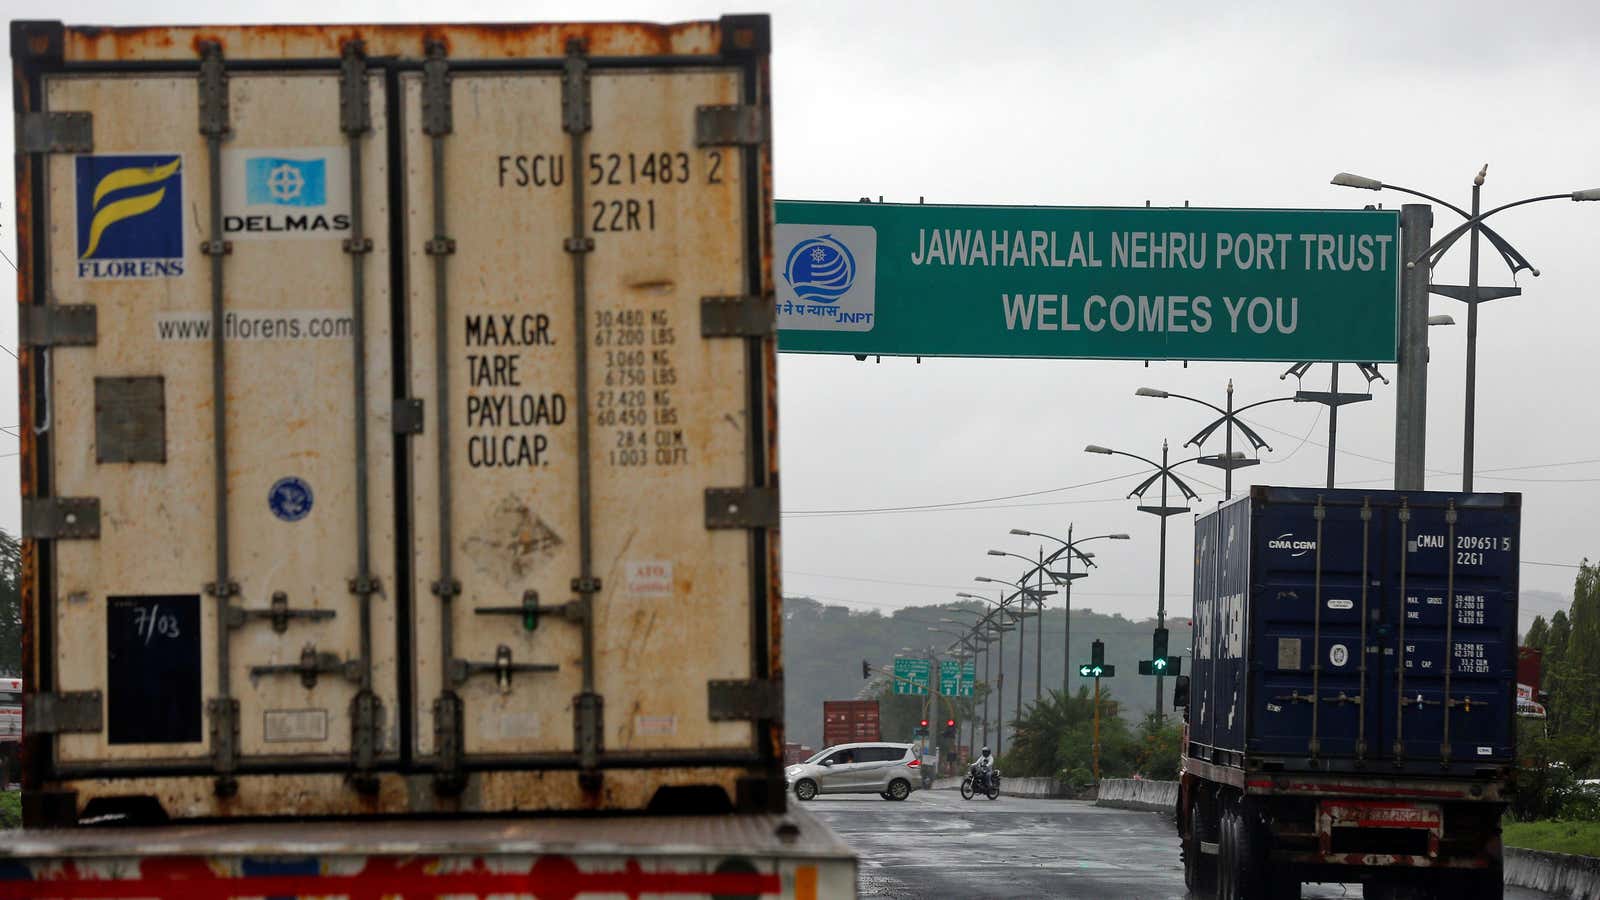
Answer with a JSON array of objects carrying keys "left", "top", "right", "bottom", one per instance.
[{"left": 806, "top": 790, "right": 1551, "bottom": 899}]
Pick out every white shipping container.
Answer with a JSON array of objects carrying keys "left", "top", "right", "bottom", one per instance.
[{"left": 13, "top": 17, "right": 780, "bottom": 822}]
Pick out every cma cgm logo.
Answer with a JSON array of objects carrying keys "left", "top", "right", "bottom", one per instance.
[
  {"left": 784, "top": 235, "right": 857, "bottom": 304},
  {"left": 76, "top": 155, "right": 184, "bottom": 279},
  {"left": 1269, "top": 533, "right": 1317, "bottom": 557}
]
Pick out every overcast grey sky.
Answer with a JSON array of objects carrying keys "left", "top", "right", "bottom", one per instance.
[{"left": 4, "top": 0, "right": 1596, "bottom": 629}]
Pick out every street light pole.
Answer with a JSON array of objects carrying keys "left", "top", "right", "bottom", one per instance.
[
  {"left": 1136, "top": 383, "right": 1295, "bottom": 500},
  {"left": 1035, "top": 546, "right": 1044, "bottom": 704},
  {"left": 1332, "top": 169, "right": 1600, "bottom": 492},
  {"left": 1086, "top": 441, "right": 1222, "bottom": 721}
]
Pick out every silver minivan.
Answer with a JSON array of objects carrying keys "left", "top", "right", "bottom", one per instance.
[{"left": 786, "top": 742, "right": 921, "bottom": 801}]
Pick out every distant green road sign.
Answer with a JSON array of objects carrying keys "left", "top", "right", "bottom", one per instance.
[
  {"left": 774, "top": 201, "right": 1400, "bottom": 362},
  {"left": 894, "top": 657, "right": 931, "bottom": 695},
  {"left": 939, "top": 659, "right": 961, "bottom": 697},
  {"left": 960, "top": 659, "right": 976, "bottom": 697}
]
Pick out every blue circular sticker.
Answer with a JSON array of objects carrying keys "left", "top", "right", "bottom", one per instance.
[{"left": 268, "top": 477, "right": 314, "bottom": 522}]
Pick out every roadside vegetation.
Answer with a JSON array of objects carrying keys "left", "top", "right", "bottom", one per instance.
[
  {"left": 1508, "top": 561, "right": 1600, "bottom": 855},
  {"left": 998, "top": 687, "right": 1181, "bottom": 794}
]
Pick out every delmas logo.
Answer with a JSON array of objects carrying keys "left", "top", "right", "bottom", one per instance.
[
  {"left": 75, "top": 155, "right": 185, "bottom": 279},
  {"left": 223, "top": 148, "right": 350, "bottom": 240},
  {"left": 246, "top": 157, "right": 326, "bottom": 207},
  {"left": 784, "top": 235, "right": 857, "bottom": 304}
]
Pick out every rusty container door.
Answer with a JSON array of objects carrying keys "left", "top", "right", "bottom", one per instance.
[
  {"left": 403, "top": 30, "right": 779, "bottom": 809},
  {"left": 26, "top": 57, "right": 398, "bottom": 794}
]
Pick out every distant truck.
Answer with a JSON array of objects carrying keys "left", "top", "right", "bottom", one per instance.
[
  {"left": 1176, "top": 487, "right": 1518, "bottom": 900},
  {"left": 1, "top": 677, "right": 20, "bottom": 783},
  {"left": 822, "top": 700, "right": 881, "bottom": 749}
]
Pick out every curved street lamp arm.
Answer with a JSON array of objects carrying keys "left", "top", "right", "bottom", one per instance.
[
  {"left": 1231, "top": 418, "right": 1274, "bottom": 454},
  {"left": 1414, "top": 194, "right": 1570, "bottom": 270},
  {"left": 1184, "top": 417, "right": 1228, "bottom": 449},
  {"left": 1158, "top": 391, "right": 1227, "bottom": 417},
  {"left": 1478, "top": 223, "right": 1538, "bottom": 278},
  {"left": 1096, "top": 447, "right": 1164, "bottom": 472},
  {"left": 1234, "top": 395, "right": 1299, "bottom": 415},
  {"left": 1373, "top": 182, "right": 1471, "bottom": 220}
]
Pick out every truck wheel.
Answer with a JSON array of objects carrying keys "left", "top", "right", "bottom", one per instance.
[
  {"left": 1231, "top": 800, "right": 1284, "bottom": 900},
  {"left": 794, "top": 779, "right": 817, "bottom": 801},
  {"left": 1447, "top": 865, "right": 1502, "bottom": 900},
  {"left": 1182, "top": 802, "right": 1217, "bottom": 894},
  {"left": 1217, "top": 807, "right": 1237, "bottom": 900}
]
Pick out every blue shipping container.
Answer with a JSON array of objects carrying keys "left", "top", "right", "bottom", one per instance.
[{"left": 1188, "top": 487, "right": 1519, "bottom": 775}]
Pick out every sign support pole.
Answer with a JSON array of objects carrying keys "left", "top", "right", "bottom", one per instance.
[{"left": 1394, "top": 203, "right": 1433, "bottom": 490}]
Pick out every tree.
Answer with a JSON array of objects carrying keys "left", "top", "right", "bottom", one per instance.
[
  {"left": 1523, "top": 615, "right": 1548, "bottom": 654},
  {"left": 1545, "top": 610, "right": 1572, "bottom": 689},
  {"left": 1133, "top": 712, "right": 1182, "bottom": 780},
  {"left": 0, "top": 530, "right": 18, "bottom": 677},
  {"left": 999, "top": 686, "right": 1136, "bottom": 793}
]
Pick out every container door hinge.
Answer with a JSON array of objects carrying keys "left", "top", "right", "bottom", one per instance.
[
  {"left": 696, "top": 105, "right": 767, "bottom": 146},
  {"left": 349, "top": 689, "right": 382, "bottom": 793},
  {"left": 422, "top": 40, "right": 452, "bottom": 136},
  {"left": 22, "top": 497, "right": 100, "bottom": 540},
  {"left": 339, "top": 40, "right": 371, "bottom": 136},
  {"left": 432, "top": 691, "right": 466, "bottom": 795},
  {"left": 705, "top": 486, "right": 779, "bottom": 529},
  {"left": 207, "top": 697, "right": 240, "bottom": 793},
  {"left": 574, "top": 692, "right": 604, "bottom": 765},
  {"left": 20, "top": 111, "right": 92, "bottom": 153},
  {"left": 392, "top": 397, "right": 424, "bottom": 434},
  {"left": 20, "top": 304, "right": 97, "bottom": 348},
  {"left": 701, "top": 295, "right": 775, "bottom": 337},
  {"left": 708, "top": 679, "right": 783, "bottom": 721},
  {"left": 26, "top": 691, "right": 102, "bottom": 733},
  {"left": 561, "top": 39, "right": 591, "bottom": 135}
]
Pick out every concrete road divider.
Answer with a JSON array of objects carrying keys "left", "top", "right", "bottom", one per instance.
[
  {"left": 1095, "top": 778, "right": 1178, "bottom": 812},
  {"left": 1504, "top": 847, "right": 1600, "bottom": 899}
]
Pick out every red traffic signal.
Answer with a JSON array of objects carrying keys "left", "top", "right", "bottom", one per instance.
[
  {"left": 945, "top": 719, "right": 955, "bottom": 728},
  {"left": 920, "top": 718, "right": 929, "bottom": 727}
]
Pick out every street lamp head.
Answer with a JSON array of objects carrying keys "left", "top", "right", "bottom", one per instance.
[
  {"left": 986, "top": 549, "right": 1006, "bottom": 557},
  {"left": 1331, "top": 172, "right": 1382, "bottom": 191},
  {"left": 1572, "top": 189, "right": 1600, "bottom": 202},
  {"left": 1110, "top": 533, "right": 1131, "bottom": 540},
  {"left": 974, "top": 576, "right": 996, "bottom": 584},
  {"left": 1084, "top": 444, "right": 1114, "bottom": 455},
  {"left": 1135, "top": 387, "right": 1169, "bottom": 398},
  {"left": 1009, "top": 528, "right": 1032, "bottom": 536},
  {"left": 1427, "top": 314, "right": 1456, "bottom": 326}
]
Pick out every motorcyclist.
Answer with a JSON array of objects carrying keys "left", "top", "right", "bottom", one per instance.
[{"left": 970, "top": 746, "right": 995, "bottom": 789}]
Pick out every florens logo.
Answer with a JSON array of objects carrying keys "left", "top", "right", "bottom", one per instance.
[
  {"left": 1268, "top": 533, "right": 1317, "bottom": 557},
  {"left": 784, "top": 235, "right": 858, "bottom": 304},
  {"left": 75, "top": 154, "right": 184, "bottom": 279}
]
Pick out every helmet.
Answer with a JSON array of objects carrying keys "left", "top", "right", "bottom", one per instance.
[{"left": 981, "top": 746, "right": 990, "bottom": 755}]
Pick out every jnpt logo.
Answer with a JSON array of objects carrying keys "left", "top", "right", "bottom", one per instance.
[
  {"left": 784, "top": 235, "right": 858, "bottom": 304},
  {"left": 76, "top": 154, "right": 184, "bottom": 279}
]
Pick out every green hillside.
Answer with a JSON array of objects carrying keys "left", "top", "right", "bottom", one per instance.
[{"left": 781, "top": 596, "right": 1193, "bottom": 750}]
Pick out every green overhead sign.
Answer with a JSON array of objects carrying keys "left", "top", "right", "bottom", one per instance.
[
  {"left": 893, "top": 657, "right": 931, "bottom": 695},
  {"left": 774, "top": 201, "right": 1400, "bottom": 363}
]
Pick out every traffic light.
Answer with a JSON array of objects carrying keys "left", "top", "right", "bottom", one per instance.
[
  {"left": 915, "top": 718, "right": 929, "bottom": 737},
  {"left": 1076, "top": 639, "right": 1115, "bottom": 678},
  {"left": 943, "top": 718, "right": 957, "bottom": 739},
  {"left": 1138, "top": 626, "right": 1182, "bottom": 676},
  {"left": 862, "top": 659, "right": 871, "bottom": 679}
]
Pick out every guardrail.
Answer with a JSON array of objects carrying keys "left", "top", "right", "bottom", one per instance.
[{"left": 1095, "top": 778, "right": 1178, "bottom": 812}]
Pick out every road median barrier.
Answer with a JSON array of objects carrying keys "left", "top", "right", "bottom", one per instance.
[
  {"left": 1095, "top": 778, "right": 1178, "bottom": 812},
  {"left": 1504, "top": 846, "right": 1600, "bottom": 898}
]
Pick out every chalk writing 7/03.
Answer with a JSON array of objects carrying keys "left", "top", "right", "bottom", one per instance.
[{"left": 132, "top": 603, "right": 181, "bottom": 645}]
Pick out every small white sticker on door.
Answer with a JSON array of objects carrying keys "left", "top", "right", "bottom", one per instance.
[
  {"left": 1329, "top": 644, "right": 1350, "bottom": 668},
  {"left": 1477, "top": 746, "right": 1493, "bottom": 756},
  {"left": 635, "top": 715, "right": 677, "bottom": 737},
  {"left": 625, "top": 560, "right": 674, "bottom": 598},
  {"left": 264, "top": 708, "right": 329, "bottom": 742},
  {"left": 1328, "top": 599, "right": 1353, "bottom": 610}
]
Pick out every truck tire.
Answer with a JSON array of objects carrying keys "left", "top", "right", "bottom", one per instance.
[
  {"left": 1183, "top": 801, "right": 1217, "bottom": 894},
  {"left": 1224, "top": 798, "right": 1290, "bottom": 900},
  {"left": 1447, "top": 865, "right": 1502, "bottom": 900}
]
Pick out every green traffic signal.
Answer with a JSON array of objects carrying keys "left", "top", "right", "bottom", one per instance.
[{"left": 1078, "top": 664, "right": 1092, "bottom": 677}]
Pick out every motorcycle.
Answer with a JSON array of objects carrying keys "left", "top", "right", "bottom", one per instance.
[{"left": 960, "top": 762, "right": 1001, "bottom": 800}]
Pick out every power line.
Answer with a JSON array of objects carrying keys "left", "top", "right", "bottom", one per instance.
[
  {"left": 782, "top": 470, "right": 1145, "bottom": 516},
  {"left": 784, "top": 568, "right": 1192, "bottom": 598}
]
